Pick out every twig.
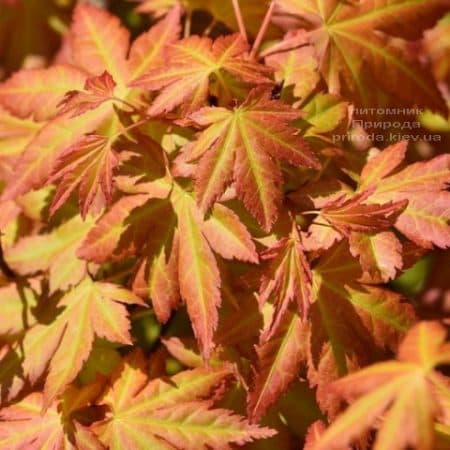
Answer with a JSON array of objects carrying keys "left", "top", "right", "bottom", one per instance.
[
  {"left": 112, "top": 96, "right": 143, "bottom": 114},
  {"left": 184, "top": 10, "right": 192, "bottom": 38},
  {"left": 110, "top": 117, "right": 150, "bottom": 142},
  {"left": 232, "top": 0, "right": 248, "bottom": 43},
  {"left": 250, "top": 0, "right": 276, "bottom": 59},
  {"left": 203, "top": 18, "right": 217, "bottom": 36}
]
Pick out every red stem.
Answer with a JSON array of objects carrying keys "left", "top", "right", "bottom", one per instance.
[
  {"left": 111, "top": 118, "right": 149, "bottom": 142},
  {"left": 232, "top": 0, "right": 248, "bottom": 43},
  {"left": 250, "top": 0, "right": 276, "bottom": 59}
]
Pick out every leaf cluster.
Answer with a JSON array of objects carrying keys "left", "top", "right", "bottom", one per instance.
[{"left": 0, "top": 1, "right": 450, "bottom": 449}]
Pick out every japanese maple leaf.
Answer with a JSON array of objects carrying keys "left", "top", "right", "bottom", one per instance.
[
  {"left": 0, "top": 385, "right": 104, "bottom": 450},
  {"left": 349, "top": 231, "right": 403, "bottom": 283},
  {"left": 309, "top": 242, "right": 416, "bottom": 416},
  {"left": 0, "top": 3, "right": 181, "bottom": 201},
  {"left": 249, "top": 234, "right": 414, "bottom": 422},
  {"left": 78, "top": 183, "right": 258, "bottom": 360},
  {"left": 181, "top": 88, "right": 320, "bottom": 231},
  {"left": 300, "top": 93, "right": 350, "bottom": 137},
  {"left": 259, "top": 222, "right": 313, "bottom": 330},
  {"left": 0, "top": 65, "right": 86, "bottom": 121},
  {"left": 93, "top": 350, "right": 275, "bottom": 449},
  {"left": 263, "top": 31, "right": 320, "bottom": 102},
  {"left": 359, "top": 141, "right": 450, "bottom": 249},
  {"left": 57, "top": 71, "right": 116, "bottom": 119},
  {"left": 4, "top": 215, "right": 94, "bottom": 293},
  {"left": 425, "top": 13, "right": 450, "bottom": 85},
  {"left": 275, "top": 0, "right": 449, "bottom": 111},
  {"left": 0, "top": 106, "right": 41, "bottom": 180},
  {"left": 320, "top": 189, "right": 408, "bottom": 237},
  {"left": 289, "top": 178, "right": 352, "bottom": 252},
  {"left": 48, "top": 134, "right": 119, "bottom": 218},
  {"left": 247, "top": 309, "right": 308, "bottom": 423},
  {"left": 314, "top": 321, "right": 450, "bottom": 450},
  {"left": 0, "top": 278, "right": 144, "bottom": 407},
  {"left": 130, "top": 33, "right": 272, "bottom": 116}
]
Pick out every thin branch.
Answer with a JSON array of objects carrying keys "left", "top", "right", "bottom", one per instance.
[
  {"left": 111, "top": 96, "right": 143, "bottom": 114},
  {"left": 184, "top": 10, "right": 192, "bottom": 38},
  {"left": 110, "top": 117, "right": 150, "bottom": 142},
  {"left": 250, "top": 0, "right": 276, "bottom": 59},
  {"left": 232, "top": 0, "right": 248, "bottom": 43},
  {"left": 203, "top": 18, "right": 217, "bottom": 36}
]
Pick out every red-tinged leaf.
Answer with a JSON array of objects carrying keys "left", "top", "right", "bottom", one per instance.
[
  {"left": 202, "top": 203, "right": 258, "bottom": 263},
  {"left": 5, "top": 215, "right": 94, "bottom": 294},
  {"left": 321, "top": 189, "right": 408, "bottom": 236},
  {"left": 309, "top": 242, "right": 416, "bottom": 415},
  {"left": 289, "top": 178, "right": 354, "bottom": 210},
  {"left": 79, "top": 185, "right": 251, "bottom": 351},
  {"left": 425, "top": 12, "right": 450, "bottom": 85},
  {"left": 259, "top": 223, "right": 313, "bottom": 329},
  {"left": 248, "top": 310, "right": 308, "bottom": 422},
  {"left": 397, "top": 320, "right": 450, "bottom": 368},
  {"left": 58, "top": 71, "right": 116, "bottom": 119},
  {"left": 133, "top": 224, "right": 180, "bottom": 324},
  {"left": 364, "top": 147, "right": 450, "bottom": 249},
  {"left": 185, "top": 88, "right": 319, "bottom": 230},
  {"left": 130, "top": 34, "right": 272, "bottom": 116},
  {"left": 1, "top": 103, "right": 113, "bottom": 201},
  {"left": 301, "top": 217, "right": 343, "bottom": 253},
  {"left": 0, "top": 278, "right": 143, "bottom": 406},
  {"left": 0, "top": 106, "right": 41, "bottom": 141},
  {"left": 78, "top": 192, "right": 179, "bottom": 324},
  {"left": 381, "top": 151, "right": 450, "bottom": 193},
  {"left": 175, "top": 192, "right": 221, "bottom": 360},
  {"left": 114, "top": 133, "right": 172, "bottom": 196},
  {"left": 162, "top": 337, "right": 229, "bottom": 371},
  {"left": 312, "top": 243, "right": 416, "bottom": 358},
  {"left": 275, "top": 0, "right": 448, "bottom": 111},
  {"left": 305, "top": 422, "right": 323, "bottom": 450},
  {"left": 304, "top": 421, "right": 352, "bottom": 450},
  {"left": 0, "top": 106, "right": 41, "bottom": 179},
  {"left": 349, "top": 231, "right": 403, "bottom": 283},
  {"left": 301, "top": 93, "right": 350, "bottom": 136},
  {"left": 42, "top": 278, "right": 144, "bottom": 407},
  {"left": 0, "top": 65, "right": 86, "bottom": 121},
  {"left": 128, "top": 6, "right": 182, "bottom": 80},
  {"left": 360, "top": 141, "right": 408, "bottom": 189},
  {"left": 265, "top": 43, "right": 319, "bottom": 101},
  {"left": 314, "top": 321, "right": 450, "bottom": 450},
  {"left": 216, "top": 295, "right": 264, "bottom": 348},
  {"left": 162, "top": 337, "right": 206, "bottom": 369},
  {"left": 138, "top": 401, "right": 276, "bottom": 450},
  {"left": 0, "top": 392, "right": 105, "bottom": 450},
  {"left": 49, "top": 134, "right": 119, "bottom": 218},
  {"left": 77, "top": 194, "right": 153, "bottom": 264},
  {"left": 70, "top": 3, "right": 130, "bottom": 85},
  {"left": 77, "top": 135, "right": 171, "bottom": 262},
  {"left": 95, "top": 351, "right": 273, "bottom": 449},
  {"left": 395, "top": 192, "right": 450, "bottom": 250}
]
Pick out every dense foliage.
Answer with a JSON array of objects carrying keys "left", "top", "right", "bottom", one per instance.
[{"left": 0, "top": 1, "right": 450, "bottom": 449}]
